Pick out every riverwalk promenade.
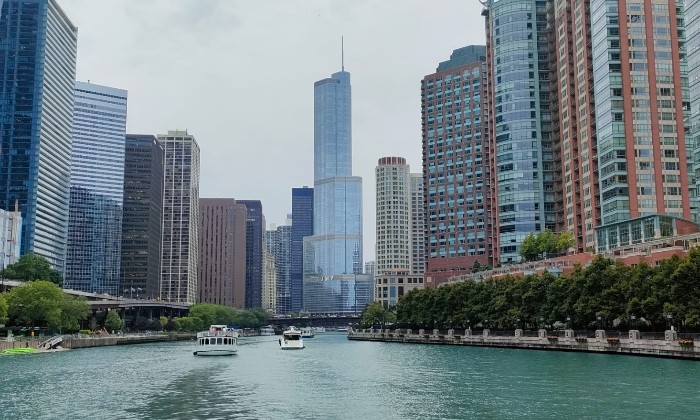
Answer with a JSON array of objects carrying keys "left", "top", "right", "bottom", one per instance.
[{"left": 348, "top": 328, "right": 700, "bottom": 360}]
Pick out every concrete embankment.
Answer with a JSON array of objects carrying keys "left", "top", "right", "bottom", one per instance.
[
  {"left": 348, "top": 328, "right": 700, "bottom": 360},
  {"left": 61, "top": 333, "right": 194, "bottom": 349}
]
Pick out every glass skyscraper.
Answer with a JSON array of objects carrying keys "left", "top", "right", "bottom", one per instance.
[
  {"left": 65, "top": 82, "right": 127, "bottom": 294},
  {"left": 239, "top": 200, "right": 264, "bottom": 309},
  {"left": 0, "top": 0, "right": 77, "bottom": 273},
  {"left": 291, "top": 186, "right": 313, "bottom": 313},
  {"left": 121, "top": 135, "right": 164, "bottom": 300},
  {"left": 484, "top": 0, "right": 556, "bottom": 263},
  {"left": 303, "top": 69, "right": 372, "bottom": 315}
]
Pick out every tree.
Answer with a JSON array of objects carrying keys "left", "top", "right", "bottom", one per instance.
[
  {"left": 6, "top": 280, "right": 63, "bottom": 328},
  {"left": 59, "top": 295, "right": 89, "bottom": 332},
  {"left": 0, "top": 293, "right": 7, "bottom": 325},
  {"left": 2, "top": 253, "right": 63, "bottom": 286},
  {"left": 360, "top": 302, "right": 395, "bottom": 328},
  {"left": 520, "top": 233, "right": 539, "bottom": 262},
  {"left": 105, "top": 310, "right": 123, "bottom": 332}
]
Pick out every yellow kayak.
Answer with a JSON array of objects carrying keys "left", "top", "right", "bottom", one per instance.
[{"left": 1, "top": 347, "right": 37, "bottom": 355}]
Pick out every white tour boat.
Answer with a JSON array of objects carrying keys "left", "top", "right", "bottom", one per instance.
[
  {"left": 337, "top": 327, "right": 349, "bottom": 332},
  {"left": 312, "top": 326, "right": 326, "bottom": 334},
  {"left": 193, "top": 325, "right": 238, "bottom": 356},
  {"left": 279, "top": 327, "right": 305, "bottom": 350},
  {"left": 260, "top": 325, "right": 275, "bottom": 336},
  {"left": 301, "top": 327, "right": 315, "bottom": 338}
]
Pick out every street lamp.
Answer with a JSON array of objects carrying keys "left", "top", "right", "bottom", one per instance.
[
  {"left": 630, "top": 314, "right": 636, "bottom": 329},
  {"left": 597, "top": 316, "right": 602, "bottom": 330},
  {"left": 566, "top": 315, "right": 571, "bottom": 330},
  {"left": 666, "top": 314, "right": 673, "bottom": 330}
]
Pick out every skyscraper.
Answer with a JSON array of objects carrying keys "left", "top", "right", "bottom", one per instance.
[
  {"left": 303, "top": 64, "right": 372, "bottom": 315},
  {"left": 484, "top": 2, "right": 557, "bottom": 264},
  {"left": 121, "top": 134, "right": 164, "bottom": 301},
  {"left": 410, "top": 173, "right": 425, "bottom": 275},
  {"left": 375, "top": 157, "right": 424, "bottom": 307},
  {"left": 0, "top": 0, "right": 77, "bottom": 272},
  {"left": 422, "top": 45, "right": 493, "bottom": 283},
  {"left": 198, "top": 198, "right": 247, "bottom": 308},
  {"left": 591, "top": 0, "right": 691, "bottom": 251},
  {"left": 291, "top": 187, "right": 313, "bottom": 313},
  {"left": 690, "top": 0, "right": 700, "bottom": 222},
  {"left": 551, "top": 0, "right": 600, "bottom": 253},
  {"left": 159, "top": 130, "right": 200, "bottom": 304},
  {"left": 267, "top": 219, "right": 292, "bottom": 314},
  {"left": 376, "top": 157, "right": 411, "bottom": 275},
  {"left": 65, "top": 82, "right": 127, "bottom": 294},
  {"left": 238, "top": 200, "right": 263, "bottom": 308}
]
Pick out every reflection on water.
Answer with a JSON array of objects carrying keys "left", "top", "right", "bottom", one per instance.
[
  {"left": 2, "top": 333, "right": 700, "bottom": 419},
  {"left": 129, "top": 363, "right": 260, "bottom": 420}
]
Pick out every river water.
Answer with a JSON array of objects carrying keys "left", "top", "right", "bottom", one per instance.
[{"left": 1, "top": 333, "right": 698, "bottom": 419}]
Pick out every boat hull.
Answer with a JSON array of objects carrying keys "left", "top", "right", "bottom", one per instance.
[{"left": 193, "top": 349, "right": 237, "bottom": 356}]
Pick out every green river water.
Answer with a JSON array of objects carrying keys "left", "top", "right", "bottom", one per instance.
[{"left": 1, "top": 333, "right": 698, "bottom": 419}]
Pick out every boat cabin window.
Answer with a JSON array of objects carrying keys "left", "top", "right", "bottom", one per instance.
[{"left": 217, "top": 338, "right": 222, "bottom": 345}]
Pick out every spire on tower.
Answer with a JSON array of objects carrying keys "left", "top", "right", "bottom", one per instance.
[{"left": 341, "top": 36, "right": 344, "bottom": 71}]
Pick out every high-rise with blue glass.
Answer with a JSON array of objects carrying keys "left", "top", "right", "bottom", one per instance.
[
  {"left": 483, "top": 0, "right": 558, "bottom": 263},
  {"left": 65, "top": 82, "right": 127, "bottom": 294},
  {"left": 303, "top": 66, "right": 372, "bottom": 315},
  {"left": 291, "top": 186, "right": 313, "bottom": 313},
  {"left": 0, "top": 0, "right": 77, "bottom": 273}
]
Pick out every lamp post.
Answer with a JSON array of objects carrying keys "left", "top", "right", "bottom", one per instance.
[
  {"left": 666, "top": 314, "right": 673, "bottom": 330},
  {"left": 630, "top": 314, "right": 636, "bottom": 330},
  {"left": 566, "top": 315, "right": 571, "bottom": 330},
  {"left": 597, "top": 316, "right": 602, "bottom": 330}
]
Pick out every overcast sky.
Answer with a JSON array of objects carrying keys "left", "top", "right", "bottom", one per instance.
[{"left": 60, "top": 0, "right": 486, "bottom": 261}]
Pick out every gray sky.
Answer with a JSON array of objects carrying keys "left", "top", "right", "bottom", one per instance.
[{"left": 60, "top": 0, "right": 486, "bottom": 261}]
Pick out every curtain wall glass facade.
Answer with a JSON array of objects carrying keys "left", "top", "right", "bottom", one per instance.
[
  {"left": 303, "top": 70, "right": 371, "bottom": 314},
  {"left": 0, "top": 0, "right": 77, "bottom": 273},
  {"left": 65, "top": 82, "right": 127, "bottom": 295}
]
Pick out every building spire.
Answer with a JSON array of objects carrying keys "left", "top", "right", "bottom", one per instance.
[{"left": 341, "top": 36, "right": 344, "bottom": 71}]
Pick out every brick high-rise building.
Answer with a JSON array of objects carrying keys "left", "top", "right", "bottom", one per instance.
[
  {"left": 422, "top": 45, "right": 494, "bottom": 285},
  {"left": 198, "top": 198, "right": 247, "bottom": 309}
]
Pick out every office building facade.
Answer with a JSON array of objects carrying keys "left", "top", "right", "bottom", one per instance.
[
  {"left": 198, "top": 198, "right": 247, "bottom": 309},
  {"left": 0, "top": 0, "right": 77, "bottom": 272},
  {"left": 290, "top": 187, "right": 313, "bottom": 312},
  {"left": 239, "top": 200, "right": 264, "bottom": 308},
  {"left": 303, "top": 68, "right": 372, "bottom": 314},
  {"left": 121, "top": 135, "right": 164, "bottom": 300},
  {"left": 65, "top": 82, "right": 127, "bottom": 295},
  {"left": 159, "top": 130, "right": 200, "bottom": 304}
]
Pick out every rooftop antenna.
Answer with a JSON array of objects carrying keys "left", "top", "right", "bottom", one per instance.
[{"left": 341, "top": 36, "right": 344, "bottom": 71}]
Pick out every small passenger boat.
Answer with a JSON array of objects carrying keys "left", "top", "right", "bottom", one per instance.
[
  {"left": 279, "top": 327, "right": 304, "bottom": 350},
  {"left": 193, "top": 325, "right": 238, "bottom": 356},
  {"left": 301, "top": 327, "right": 315, "bottom": 338},
  {"left": 260, "top": 325, "right": 275, "bottom": 336}
]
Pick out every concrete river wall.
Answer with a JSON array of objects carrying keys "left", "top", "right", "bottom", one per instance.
[
  {"left": 61, "top": 333, "right": 194, "bottom": 349},
  {"left": 348, "top": 328, "right": 700, "bottom": 360}
]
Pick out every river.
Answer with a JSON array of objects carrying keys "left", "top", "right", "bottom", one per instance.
[{"left": 1, "top": 332, "right": 698, "bottom": 419}]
